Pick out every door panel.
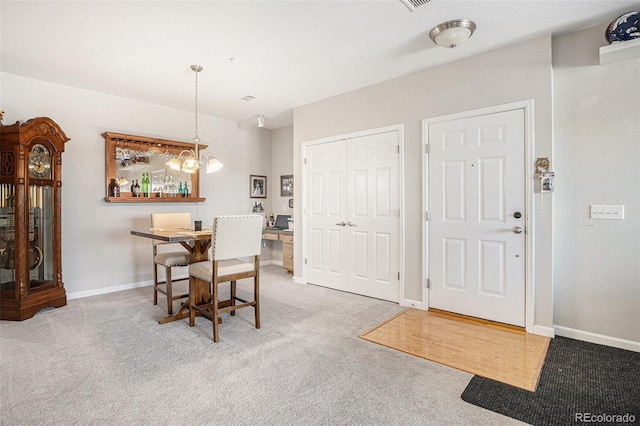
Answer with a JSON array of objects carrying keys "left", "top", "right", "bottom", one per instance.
[
  {"left": 429, "top": 109, "right": 525, "bottom": 326},
  {"left": 305, "top": 130, "right": 400, "bottom": 301},
  {"left": 305, "top": 141, "right": 347, "bottom": 290}
]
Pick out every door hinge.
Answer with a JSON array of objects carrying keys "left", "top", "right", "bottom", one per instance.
[
  {"left": 426, "top": 278, "right": 431, "bottom": 289},
  {"left": 397, "top": 272, "right": 400, "bottom": 281},
  {"left": 304, "top": 158, "right": 307, "bottom": 165},
  {"left": 425, "top": 211, "right": 431, "bottom": 221},
  {"left": 425, "top": 143, "right": 430, "bottom": 154},
  {"left": 304, "top": 258, "right": 307, "bottom": 265},
  {"left": 397, "top": 145, "right": 400, "bottom": 153}
]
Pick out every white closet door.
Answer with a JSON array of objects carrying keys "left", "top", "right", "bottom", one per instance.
[
  {"left": 304, "top": 130, "right": 400, "bottom": 302},
  {"left": 305, "top": 140, "right": 349, "bottom": 290}
]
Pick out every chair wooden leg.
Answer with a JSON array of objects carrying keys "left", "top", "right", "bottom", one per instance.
[
  {"left": 165, "top": 266, "right": 173, "bottom": 315},
  {"left": 188, "top": 275, "right": 196, "bottom": 327},
  {"left": 230, "top": 280, "right": 236, "bottom": 316},
  {"left": 254, "top": 257, "right": 261, "bottom": 329},
  {"left": 212, "top": 277, "right": 220, "bottom": 342},
  {"left": 153, "top": 264, "right": 158, "bottom": 306}
]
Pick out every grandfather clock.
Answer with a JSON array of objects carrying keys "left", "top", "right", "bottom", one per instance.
[{"left": 0, "top": 117, "right": 70, "bottom": 320}]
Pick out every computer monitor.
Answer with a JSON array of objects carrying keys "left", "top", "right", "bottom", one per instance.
[{"left": 273, "top": 215, "right": 291, "bottom": 229}]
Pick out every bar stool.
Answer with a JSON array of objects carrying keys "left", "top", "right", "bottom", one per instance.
[{"left": 150, "top": 213, "right": 192, "bottom": 315}]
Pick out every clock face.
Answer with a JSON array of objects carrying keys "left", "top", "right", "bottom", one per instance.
[{"left": 29, "top": 144, "right": 52, "bottom": 178}]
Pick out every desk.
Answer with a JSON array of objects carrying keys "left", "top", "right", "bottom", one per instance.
[
  {"left": 130, "top": 228, "right": 213, "bottom": 324},
  {"left": 262, "top": 228, "right": 293, "bottom": 273}
]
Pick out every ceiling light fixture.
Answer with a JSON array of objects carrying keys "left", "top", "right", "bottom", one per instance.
[
  {"left": 257, "top": 114, "right": 265, "bottom": 128},
  {"left": 167, "top": 65, "right": 223, "bottom": 174},
  {"left": 429, "top": 19, "right": 476, "bottom": 49}
]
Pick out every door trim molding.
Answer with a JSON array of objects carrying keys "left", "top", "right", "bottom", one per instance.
[
  {"left": 422, "top": 100, "right": 536, "bottom": 334},
  {"left": 301, "top": 124, "right": 405, "bottom": 303}
]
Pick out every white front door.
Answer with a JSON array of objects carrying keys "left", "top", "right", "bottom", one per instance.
[
  {"left": 428, "top": 109, "right": 526, "bottom": 326},
  {"left": 305, "top": 130, "right": 400, "bottom": 302}
]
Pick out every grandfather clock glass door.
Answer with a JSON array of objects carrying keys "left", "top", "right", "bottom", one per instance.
[{"left": 27, "top": 184, "right": 54, "bottom": 289}]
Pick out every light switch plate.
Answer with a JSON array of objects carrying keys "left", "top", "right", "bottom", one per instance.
[{"left": 590, "top": 205, "right": 625, "bottom": 220}]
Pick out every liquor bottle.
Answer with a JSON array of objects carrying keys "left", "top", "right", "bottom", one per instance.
[
  {"left": 143, "top": 173, "right": 149, "bottom": 197},
  {"left": 183, "top": 181, "right": 189, "bottom": 197},
  {"left": 178, "top": 181, "right": 183, "bottom": 196},
  {"left": 109, "top": 178, "right": 120, "bottom": 197},
  {"left": 133, "top": 179, "right": 140, "bottom": 197}
]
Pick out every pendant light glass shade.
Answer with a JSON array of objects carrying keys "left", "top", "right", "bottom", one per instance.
[
  {"left": 181, "top": 155, "right": 200, "bottom": 173},
  {"left": 167, "top": 157, "right": 182, "bottom": 171},
  {"left": 206, "top": 157, "right": 223, "bottom": 173}
]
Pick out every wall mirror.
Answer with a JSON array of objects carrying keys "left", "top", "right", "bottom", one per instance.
[{"left": 103, "top": 131, "right": 205, "bottom": 203}]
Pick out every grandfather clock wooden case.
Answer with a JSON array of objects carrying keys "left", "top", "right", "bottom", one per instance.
[{"left": 0, "top": 117, "right": 69, "bottom": 320}]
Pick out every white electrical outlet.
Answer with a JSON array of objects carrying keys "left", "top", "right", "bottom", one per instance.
[{"left": 590, "top": 205, "right": 625, "bottom": 220}]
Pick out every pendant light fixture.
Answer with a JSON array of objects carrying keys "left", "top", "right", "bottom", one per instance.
[{"left": 167, "top": 65, "right": 223, "bottom": 174}]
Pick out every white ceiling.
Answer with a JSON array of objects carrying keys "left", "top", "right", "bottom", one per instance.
[{"left": 1, "top": 1, "right": 637, "bottom": 129}]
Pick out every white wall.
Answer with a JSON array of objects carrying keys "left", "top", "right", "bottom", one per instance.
[
  {"left": 1, "top": 73, "right": 272, "bottom": 297},
  {"left": 293, "top": 36, "right": 555, "bottom": 331},
  {"left": 552, "top": 25, "right": 640, "bottom": 345}
]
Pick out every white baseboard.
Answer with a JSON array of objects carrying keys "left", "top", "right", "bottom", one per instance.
[
  {"left": 67, "top": 279, "right": 157, "bottom": 300},
  {"left": 68, "top": 262, "right": 286, "bottom": 300},
  {"left": 292, "top": 276, "right": 305, "bottom": 284},
  {"left": 533, "top": 325, "right": 555, "bottom": 338},
  {"left": 555, "top": 325, "right": 640, "bottom": 352}
]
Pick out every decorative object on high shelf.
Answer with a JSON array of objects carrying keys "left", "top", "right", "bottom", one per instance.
[
  {"left": 0, "top": 117, "right": 70, "bottom": 320},
  {"left": 166, "top": 65, "right": 223, "bottom": 174},
  {"left": 250, "top": 175, "right": 267, "bottom": 199},
  {"left": 429, "top": 19, "right": 476, "bottom": 48},
  {"left": 280, "top": 175, "right": 293, "bottom": 197},
  {"left": 102, "top": 131, "right": 206, "bottom": 203},
  {"left": 257, "top": 114, "right": 265, "bottom": 128},
  {"left": 606, "top": 11, "right": 640, "bottom": 43}
]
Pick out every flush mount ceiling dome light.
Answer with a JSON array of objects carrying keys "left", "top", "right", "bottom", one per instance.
[
  {"left": 429, "top": 19, "right": 476, "bottom": 49},
  {"left": 166, "top": 65, "right": 223, "bottom": 174}
]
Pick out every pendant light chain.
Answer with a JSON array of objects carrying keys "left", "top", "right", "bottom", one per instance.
[{"left": 192, "top": 64, "right": 203, "bottom": 157}]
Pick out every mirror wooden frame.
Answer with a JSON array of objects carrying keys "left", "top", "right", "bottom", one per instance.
[{"left": 103, "top": 131, "right": 206, "bottom": 203}]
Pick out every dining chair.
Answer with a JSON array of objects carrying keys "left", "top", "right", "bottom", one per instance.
[
  {"left": 188, "top": 215, "right": 263, "bottom": 342},
  {"left": 150, "top": 212, "right": 192, "bottom": 315}
]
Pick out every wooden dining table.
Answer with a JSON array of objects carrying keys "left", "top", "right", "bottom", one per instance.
[{"left": 130, "top": 227, "right": 214, "bottom": 324}]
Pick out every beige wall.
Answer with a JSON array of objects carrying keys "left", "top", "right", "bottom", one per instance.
[
  {"left": 1, "top": 73, "right": 272, "bottom": 296},
  {"left": 552, "top": 25, "right": 640, "bottom": 344},
  {"left": 293, "top": 36, "right": 555, "bottom": 331}
]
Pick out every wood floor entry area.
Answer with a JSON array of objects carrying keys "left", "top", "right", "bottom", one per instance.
[{"left": 359, "top": 308, "right": 550, "bottom": 391}]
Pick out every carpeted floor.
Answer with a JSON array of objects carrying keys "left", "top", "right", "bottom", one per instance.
[
  {"left": 0, "top": 265, "right": 525, "bottom": 425},
  {"left": 461, "top": 336, "right": 640, "bottom": 425}
]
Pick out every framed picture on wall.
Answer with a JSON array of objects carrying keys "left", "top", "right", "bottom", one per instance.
[
  {"left": 280, "top": 175, "right": 293, "bottom": 197},
  {"left": 250, "top": 175, "right": 267, "bottom": 198}
]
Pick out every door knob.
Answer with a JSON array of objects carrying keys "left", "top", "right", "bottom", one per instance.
[
  {"left": 347, "top": 221, "right": 357, "bottom": 227},
  {"left": 335, "top": 221, "right": 346, "bottom": 226},
  {"left": 513, "top": 226, "right": 523, "bottom": 234}
]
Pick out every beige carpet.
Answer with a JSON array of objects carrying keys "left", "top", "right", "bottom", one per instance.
[{"left": 359, "top": 308, "right": 550, "bottom": 391}]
